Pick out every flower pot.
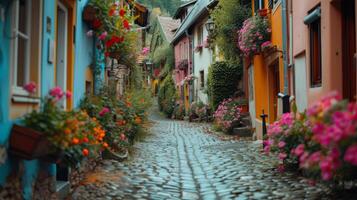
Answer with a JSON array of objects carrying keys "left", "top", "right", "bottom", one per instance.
[
  {"left": 109, "top": 52, "right": 121, "bottom": 60},
  {"left": 258, "top": 9, "right": 268, "bottom": 17},
  {"left": 83, "top": 5, "right": 97, "bottom": 23},
  {"left": 9, "top": 125, "right": 53, "bottom": 160}
]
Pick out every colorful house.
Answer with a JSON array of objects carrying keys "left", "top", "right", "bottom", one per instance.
[
  {"left": 244, "top": 0, "right": 289, "bottom": 140},
  {"left": 149, "top": 15, "right": 180, "bottom": 95},
  {"left": 291, "top": 0, "right": 356, "bottom": 112}
]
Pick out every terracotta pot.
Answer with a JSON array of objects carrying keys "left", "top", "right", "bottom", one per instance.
[
  {"left": 83, "top": 5, "right": 97, "bottom": 23},
  {"left": 9, "top": 125, "right": 53, "bottom": 160}
]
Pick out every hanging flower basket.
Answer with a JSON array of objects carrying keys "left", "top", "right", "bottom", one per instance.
[
  {"left": 83, "top": 5, "right": 97, "bottom": 23},
  {"left": 9, "top": 125, "right": 54, "bottom": 160}
]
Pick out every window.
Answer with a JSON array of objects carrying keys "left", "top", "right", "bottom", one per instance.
[
  {"left": 309, "top": 15, "right": 322, "bottom": 87},
  {"left": 268, "top": 0, "right": 280, "bottom": 9},
  {"left": 11, "top": 0, "right": 31, "bottom": 91},
  {"left": 197, "top": 25, "right": 203, "bottom": 45},
  {"left": 199, "top": 70, "right": 204, "bottom": 88}
]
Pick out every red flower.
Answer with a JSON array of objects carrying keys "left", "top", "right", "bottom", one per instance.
[
  {"left": 92, "top": 19, "right": 102, "bottom": 29},
  {"left": 105, "top": 52, "right": 110, "bottom": 57},
  {"left": 123, "top": 19, "right": 130, "bottom": 30},
  {"left": 119, "top": 8, "right": 126, "bottom": 17},
  {"left": 109, "top": 8, "right": 115, "bottom": 16},
  {"left": 82, "top": 149, "right": 89, "bottom": 156}
]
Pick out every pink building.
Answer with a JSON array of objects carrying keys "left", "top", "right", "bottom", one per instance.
[
  {"left": 292, "top": 0, "right": 356, "bottom": 112},
  {"left": 172, "top": 0, "right": 196, "bottom": 108}
]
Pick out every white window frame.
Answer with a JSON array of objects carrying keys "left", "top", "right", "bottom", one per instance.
[{"left": 10, "top": 0, "right": 32, "bottom": 96}]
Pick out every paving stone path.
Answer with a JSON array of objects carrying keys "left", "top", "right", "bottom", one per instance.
[{"left": 72, "top": 107, "right": 333, "bottom": 200}]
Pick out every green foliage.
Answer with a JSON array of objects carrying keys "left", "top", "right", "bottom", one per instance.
[
  {"left": 137, "top": 0, "right": 183, "bottom": 15},
  {"left": 208, "top": 61, "right": 242, "bottom": 110},
  {"left": 158, "top": 75, "right": 176, "bottom": 117},
  {"left": 173, "top": 103, "right": 185, "bottom": 120},
  {"left": 211, "top": 0, "right": 250, "bottom": 62},
  {"left": 152, "top": 44, "right": 174, "bottom": 66}
]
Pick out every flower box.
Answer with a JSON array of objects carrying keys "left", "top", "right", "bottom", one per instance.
[
  {"left": 9, "top": 125, "right": 54, "bottom": 160},
  {"left": 83, "top": 5, "right": 97, "bottom": 23}
]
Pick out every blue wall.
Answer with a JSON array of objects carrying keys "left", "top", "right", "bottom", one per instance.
[
  {"left": 74, "top": 0, "right": 95, "bottom": 108},
  {"left": 0, "top": 0, "right": 101, "bottom": 198}
]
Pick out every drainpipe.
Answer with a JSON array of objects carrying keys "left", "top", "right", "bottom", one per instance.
[
  {"left": 288, "top": 0, "right": 294, "bottom": 95},
  {"left": 281, "top": 0, "right": 289, "bottom": 95}
]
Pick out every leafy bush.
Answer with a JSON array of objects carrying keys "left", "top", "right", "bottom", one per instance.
[
  {"left": 158, "top": 75, "right": 176, "bottom": 117},
  {"left": 213, "top": 98, "right": 243, "bottom": 133},
  {"left": 173, "top": 102, "right": 185, "bottom": 120},
  {"left": 208, "top": 61, "right": 242, "bottom": 110}
]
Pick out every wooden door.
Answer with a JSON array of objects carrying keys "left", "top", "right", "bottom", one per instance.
[
  {"left": 269, "top": 61, "right": 280, "bottom": 122},
  {"left": 342, "top": 0, "right": 356, "bottom": 101}
]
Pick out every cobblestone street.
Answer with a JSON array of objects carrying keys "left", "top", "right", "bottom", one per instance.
[{"left": 72, "top": 108, "right": 333, "bottom": 200}]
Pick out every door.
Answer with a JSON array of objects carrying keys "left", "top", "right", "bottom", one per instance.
[
  {"left": 56, "top": 2, "right": 68, "bottom": 108},
  {"left": 269, "top": 61, "right": 280, "bottom": 122},
  {"left": 342, "top": 0, "right": 356, "bottom": 101}
]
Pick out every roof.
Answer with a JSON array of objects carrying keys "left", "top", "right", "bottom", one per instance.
[
  {"left": 157, "top": 16, "right": 181, "bottom": 42},
  {"left": 173, "top": 0, "right": 197, "bottom": 19},
  {"left": 171, "top": 0, "right": 217, "bottom": 44}
]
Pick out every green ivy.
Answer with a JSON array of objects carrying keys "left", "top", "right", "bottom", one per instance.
[
  {"left": 158, "top": 74, "right": 176, "bottom": 117},
  {"left": 211, "top": 0, "right": 250, "bottom": 62},
  {"left": 207, "top": 61, "right": 242, "bottom": 110}
]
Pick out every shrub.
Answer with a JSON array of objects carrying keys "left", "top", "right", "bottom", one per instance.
[
  {"left": 158, "top": 75, "right": 176, "bottom": 117},
  {"left": 208, "top": 61, "right": 242, "bottom": 110},
  {"left": 238, "top": 15, "right": 271, "bottom": 57},
  {"left": 213, "top": 98, "right": 243, "bottom": 133},
  {"left": 265, "top": 92, "right": 357, "bottom": 183},
  {"left": 173, "top": 102, "right": 185, "bottom": 120}
]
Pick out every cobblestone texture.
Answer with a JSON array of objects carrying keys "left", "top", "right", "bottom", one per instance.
[{"left": 72, "top": 109, "right": 333, "bottom": 200}]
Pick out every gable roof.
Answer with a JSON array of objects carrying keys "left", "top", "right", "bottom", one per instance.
[
  {"left": 171, "top": 0, "right": 217, "bottom": 44},
  {"left": 173, "top": 0, "right": 197, "bottom": 19},
  {"left": 157, "top": 16, "right": 180, "bottom": 42}
]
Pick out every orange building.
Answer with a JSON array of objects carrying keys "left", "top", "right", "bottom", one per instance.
[{"left": 245, "top": 0, "right": 290, "bottom": 140}]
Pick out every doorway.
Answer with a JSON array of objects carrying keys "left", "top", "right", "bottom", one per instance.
[
  {"left": 342, "top": 0, "right": 356, "bottom": 101},
  {"left": 268, "top": 60, "right": 280, "bottom": 122},
  {"left": 56, "top": 2, "right": 68, "bottom": 109}
]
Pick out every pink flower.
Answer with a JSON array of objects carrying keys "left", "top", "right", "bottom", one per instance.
[
  {"left": 49, "top": 87, "right": 63, "bottom": 99},
  {"left": 86, "top": 30, "right": 94, "bottom": 37},
  {"left": 278, "top": 153, "right": 287, "bottom": 160},
  {"left": 98, "top": 31, "right": 108, "bottom": 40},
  {"left": 344, "top": 144, "right": 357, "bottom": 166},
  {"left": 293, "top": 144, "right": 305, "bottom": 156},
  {"left": 24, "top": 82, "right": 37, "bottom": 94},
  {"left": 65, "top": 91, "right": 72, "bottom": 99},
  {"left": 99, "top": 107, "right": 110, "bottom": 117},
  {"left": 277, "top": 164, "right": 285, "bottom": 173},
  {"left": 278, "top": 141, "right": 286, "bottom": 148}
]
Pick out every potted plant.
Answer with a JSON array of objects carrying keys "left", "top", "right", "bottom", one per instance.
[{"left": 238, "top": 15, "right": 271, "bottom": 57}]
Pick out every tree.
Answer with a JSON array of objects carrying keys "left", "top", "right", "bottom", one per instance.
[
  {"left": 137, "top": 0, "right": 183, "bottom": 16},
  {"left": 211, "top": 0, "right": 250, "bottom": 62}
]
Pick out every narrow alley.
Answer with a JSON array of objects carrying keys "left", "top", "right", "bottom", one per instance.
[{"left": 72, "top": 105, "right": 330, "bottom": 200}]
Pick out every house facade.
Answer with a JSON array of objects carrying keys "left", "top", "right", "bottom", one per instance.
[
  {"left": 172, "top": 0, "right": 217, "bottom": 111},
  {"left": 292, "top": 0, "right": 356, "bottom": 112},
  {"left": 172, "top": 0, "right": 196, "bottom": 110},
  {"left": 0, "top": 0, "right": 102, "bottom": 198},
  {"left": 149, "top": 15, "right": 179, "bottom": 96}
]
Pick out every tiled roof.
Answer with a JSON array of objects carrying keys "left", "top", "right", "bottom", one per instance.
[
  {"left": 172, "top": 0, "right": 217, "bottom": 44},
  {"left": 157, "top": 16, "right": 181, "bottom": 42},
  {"left": 173, "top": 0, "right": 197, "bottom": 19}
]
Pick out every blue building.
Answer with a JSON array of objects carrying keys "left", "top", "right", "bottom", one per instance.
[{"left": 0, "top": 0, "right": 102, "bottom": 198}]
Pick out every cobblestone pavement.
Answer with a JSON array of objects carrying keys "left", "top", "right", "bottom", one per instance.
[{"left": 72, "top": 109, "right": 333, "bottom": 200}]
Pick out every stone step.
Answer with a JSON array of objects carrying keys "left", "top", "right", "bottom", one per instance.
[
  {"left": 240, "top": 117, "right": 251, "bottom": 127},
  {"left": 232, "top": 126, "right": 253, "bottom": 137}
]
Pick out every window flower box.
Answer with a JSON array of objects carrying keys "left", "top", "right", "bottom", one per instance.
[{"left": 9, "top": 125, "right": 61, "bottom": 161}]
